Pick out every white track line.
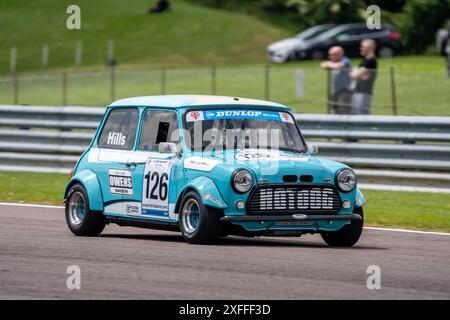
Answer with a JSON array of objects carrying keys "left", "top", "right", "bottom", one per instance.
[
  {"left": 363, "top": 227, "right": 450, "bottom": 236},
  {"left": 358, "top": 183, "right": 450, "bottom": 194},
  {"left": 1, "top": 202, "right": 449, "bottom": 236},
  {"left": 0, "top": 202, "right": 63, "bottom": 209}
]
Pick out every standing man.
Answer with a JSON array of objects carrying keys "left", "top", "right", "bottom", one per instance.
[
  {"left": 446, "top": 25, "right": 450, "bottom": 78},
  {"left": 350, "top": 39, "right": 378, "bottom": 114},
  {"left": 320, "top": 46, "right": 352, "bottom": 114}
]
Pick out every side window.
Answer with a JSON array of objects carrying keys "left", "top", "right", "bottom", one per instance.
[
  {"left": 336, "top": 28, "right": 365, "bottom": 41},
  {"left": 98, "top": 108, "right": 139, "bottom": 150},
  {"left": 138, "top": 110, "right": 180, "bottom": 151}
]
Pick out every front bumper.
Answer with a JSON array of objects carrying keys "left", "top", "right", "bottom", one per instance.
[
  {"left": 267, "top": 50, "right": 289, "bottom": 63},
  {"left": 221, "top": 213, "right": 361, "bottom": 222}
]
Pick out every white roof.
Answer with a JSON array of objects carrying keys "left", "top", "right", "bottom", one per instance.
[{"left": 109, "top": 95, "right": 287, "bottom": 109}]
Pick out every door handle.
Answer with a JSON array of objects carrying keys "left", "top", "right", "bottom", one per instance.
[
  {"left": 125, "top": 161, "right": 136, "bottom": 168},
  {"left": 125, "top": 161, "right": 145, "bottom": 167}
]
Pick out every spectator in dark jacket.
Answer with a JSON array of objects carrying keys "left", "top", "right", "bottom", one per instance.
[
  {"left": 350, "top": 39, "right": 378, "bottom": 115},
  {"left": 446, "top": 25, "right": 450, "bottom": 78}
]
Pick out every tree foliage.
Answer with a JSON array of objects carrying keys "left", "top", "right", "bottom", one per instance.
[
  {"left": 188, "top": 0, "right": 450, "bottom": 53},
  {"left": 401, "top": 0, "right": 450, "bottom": 53},
  {"left": 274, "top": 0, "right": 365, "bottom": 25}
]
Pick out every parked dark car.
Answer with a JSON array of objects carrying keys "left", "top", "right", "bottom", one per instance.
[
  {"left": 267, "top": 24, "right": 335, "bottom": 63},
  {"left": 267, "top": 23, "right": 402, "bottom": 62}
]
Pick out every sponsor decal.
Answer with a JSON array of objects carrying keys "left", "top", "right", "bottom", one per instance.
[
  {"left": 187, "top": 109, "right": 294, "bottom": 122},
  {"left": 203, "top": 193, "right": 222, "bottom": 206},
  {"left": 125, "top": 203, "right": 141, "bottom": 215},
  {"left": 235, "top": 150, "right": 309, "bottom": 162},
  {"left": 104, "top": 202, "right": 141, "bottom": 216},
  {"left": 107, "top": 131, "right": 126, "bottom": 146},
  {"left": 275, "top": 221, "right": 313, "bottom": 226},
  {"left": 108, "top": 169, "right": 133, "bottom": 195},
  {"left": 279, "top": 112, "right": 294, "bottom": 124},
  {"left": 186, "top": 111, "right": 204, "bottom": 122},
  {"left": 184, "top": 157, "right": 221, "bottom": 172},
  {"left": 201, "top": 109, "right": 281, "bottom": 121}
]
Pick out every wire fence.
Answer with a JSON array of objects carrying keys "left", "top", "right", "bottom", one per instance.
[{"left": 0, "top": 65, "right": 448, "bottom": 116}]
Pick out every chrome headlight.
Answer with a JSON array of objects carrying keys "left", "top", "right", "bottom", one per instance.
[
  {"left": 336, "top": 169, "right": 356, "bottom": 192},
  {"left": 232, "top": 169, "right": 253, "bottom": 193}
]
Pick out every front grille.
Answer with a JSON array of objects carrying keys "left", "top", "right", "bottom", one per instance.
[{"left": 247, "top": 184, "right": 341, "bottom": 215}]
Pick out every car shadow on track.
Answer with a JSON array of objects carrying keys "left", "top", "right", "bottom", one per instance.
[{"left": 99, "top": 233, "right": 386, "bottom": 250}]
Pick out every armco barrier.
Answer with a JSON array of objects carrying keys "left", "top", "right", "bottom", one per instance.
[{"left": 1, "top": 105, "right": 450, "bottom": 191}]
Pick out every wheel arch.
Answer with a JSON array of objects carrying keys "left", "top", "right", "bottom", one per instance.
[
  {"left": 355, "top": 187, "right": 366, "bottom": 208},
  {"left": 64, "top": 169, "right": 104, "bottom": 212},
  {"left": 175, "top": 176, "right": 228, "bottom": 214}
]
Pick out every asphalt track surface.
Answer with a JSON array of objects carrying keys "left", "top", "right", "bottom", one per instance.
[{"left": 0, "top": 203, "right": 449, "bottom": 299}]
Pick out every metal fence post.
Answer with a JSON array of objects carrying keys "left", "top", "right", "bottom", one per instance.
[
  {"left": 390, "top": 66, "right": 398, "bottom": 115},
  {"left": 62, "top": 72, "right": 68, "bottom": 106},
  {"left": 161, "top": 68, "right": 166, "bottom": 95},
  {"left": 326, "top": 69, "right": 332, "bottom": 114},
  {"left": 75, "top": 41, "right": 82, "bottom": 70},
  {"left": 42, "top": 44, "right": 49, "bottom": 71},
  {"left": 110, "top": 65, "right": 115, "bottom": 102},
  {"left": 13, "top": 72, "right": 18, "bottom": 105},
  {"left": 211, "top": 66, "right": 217, "bottom": 95},
  {"left": 10, "top": 46, "right": 18, "bottom": 105},
  {"left": 264, "top": 64, "right": 270, "bottom": 100}
]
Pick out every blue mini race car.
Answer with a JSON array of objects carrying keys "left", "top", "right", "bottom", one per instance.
[{"left": 64, "top": 95, "right": 366, "bottom": 246}]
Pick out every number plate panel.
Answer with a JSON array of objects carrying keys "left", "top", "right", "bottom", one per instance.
[{"left": 142, "top": 158, "right": 174, "bottom": 218}]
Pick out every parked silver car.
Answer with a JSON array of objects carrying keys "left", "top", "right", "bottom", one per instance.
[{"left": 267, "top": 24, "right": 335, "bottom": 63}]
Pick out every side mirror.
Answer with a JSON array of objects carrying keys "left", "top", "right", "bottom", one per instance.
[
  {"left": 159, "top": 142, "right": 177, "bottom": 154},
  {"left": 308, "top": 143, "right": 319, "bottom": 154}
]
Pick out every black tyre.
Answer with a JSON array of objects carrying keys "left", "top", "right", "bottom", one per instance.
[
  {"left": 179, "top": 191, "right": 222, "bottom": 244},
  {"left": 321, "top": 207, "right": 364, "bottom": 247},
  {"left": 65, "top": 183, "right": 105, "bottom": 236}
]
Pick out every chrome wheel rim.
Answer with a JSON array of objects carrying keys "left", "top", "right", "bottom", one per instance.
[
  {"left": 181, "top": 198, "right": 200, "bottom": 234},
  {"left": 68, "top": 191, "right": 86, "bottom": 226}
]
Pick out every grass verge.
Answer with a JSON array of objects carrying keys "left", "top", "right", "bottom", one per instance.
[
  {"left": 0, "top": 0, "right": 287, "bottom": 74},
  {"left": 0, "top": 171, "right": 449, "bottom": 232},
  {"left": 1, "top": 56, "right": 448, "bottom": 116}
]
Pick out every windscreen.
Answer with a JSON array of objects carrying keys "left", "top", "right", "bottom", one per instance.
[{"left": 183, "top": 109, "right": 306, "bottom": 153}]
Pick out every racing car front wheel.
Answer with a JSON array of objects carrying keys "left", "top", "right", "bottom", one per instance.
[
  {"left": 65, "top": 184, "right": 105, "bottom": 236},
  {"left": 179, "top": 191, "right": 222, "bottom": 244},
  {"left": 321, "top": 207, "right": 364, "bottom": 247}
]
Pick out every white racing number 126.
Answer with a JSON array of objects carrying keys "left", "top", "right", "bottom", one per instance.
[{"left": 145, "top": 171, "right": 168, "bottom": 201}]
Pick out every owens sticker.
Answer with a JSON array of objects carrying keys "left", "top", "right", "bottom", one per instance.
[{"left": 109, "top": 169, "right": 133, "bottom": 195}]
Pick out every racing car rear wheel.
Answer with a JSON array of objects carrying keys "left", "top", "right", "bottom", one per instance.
[
  {"left": 65, "top": 184, "right": 105, "bottom": 236},
  {"left": 179, "top": 191, "right": 221, "bottom": 244},
  {"left": 321, "top": 207, "right": 364, "bottom": 247}
]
